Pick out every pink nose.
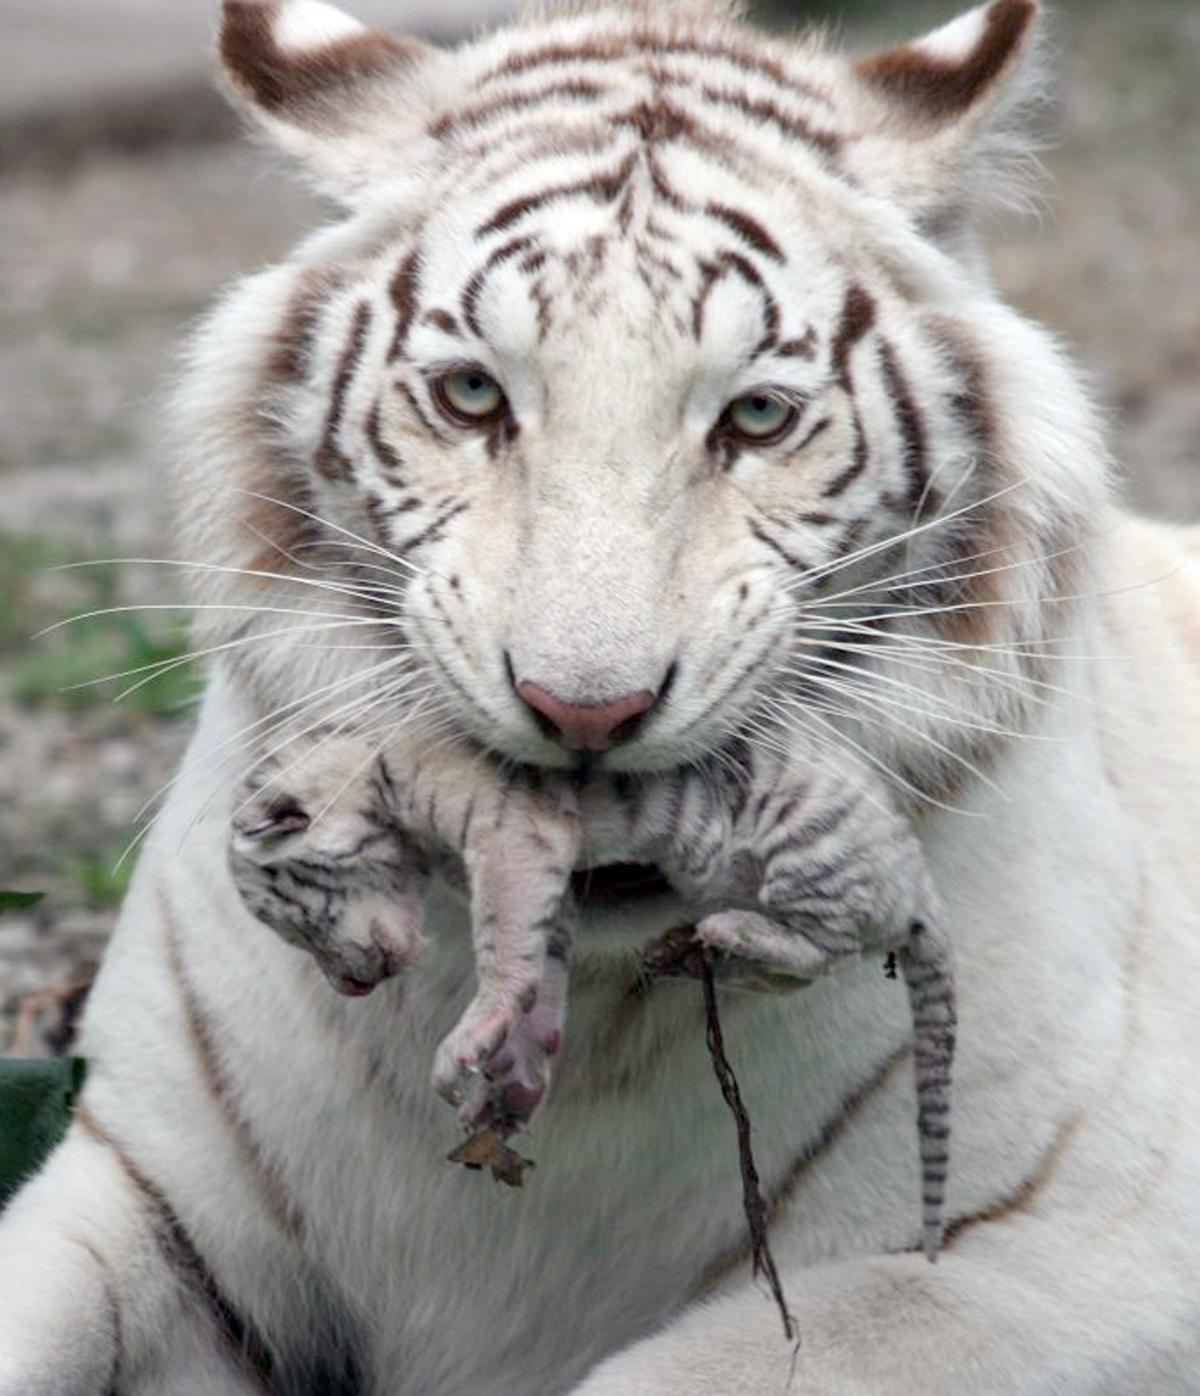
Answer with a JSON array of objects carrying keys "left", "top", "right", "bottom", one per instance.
[{"left": 516, "top": 681, "right": 657, "bottom": 752}]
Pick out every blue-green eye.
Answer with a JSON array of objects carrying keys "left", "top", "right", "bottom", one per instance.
[
  {"left": 435, "top": 369, "right": 505, "bottom": 423},
  {"left": 725, "top": 393, "right": 795, "bottom": 442}
]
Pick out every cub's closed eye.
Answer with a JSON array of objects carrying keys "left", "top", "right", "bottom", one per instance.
[
  {"left": 722, "top": 393, "right": 796, "bottom": 444},
  {"left": 433, "top": 368, "right": 506, "bottom": 425}
]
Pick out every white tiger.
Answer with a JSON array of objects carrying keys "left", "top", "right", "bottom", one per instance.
[{"left": 3, "top": 0, "right": 1200, "bottom": 1392}]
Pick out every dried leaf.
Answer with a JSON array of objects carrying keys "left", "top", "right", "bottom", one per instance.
[{"left": 447, "top": 1128, "right": 535, "bottom": 1188}]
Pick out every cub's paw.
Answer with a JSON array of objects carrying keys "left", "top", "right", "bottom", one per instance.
[
  {"left": 228, "top": 751, "right": 429, "bottom": 997},
  {"left": 432, "top": 945, "right": 568, "bottom": 1133},
  {"left": 695, "top": 908, "right": 836, "bottom": 990}
]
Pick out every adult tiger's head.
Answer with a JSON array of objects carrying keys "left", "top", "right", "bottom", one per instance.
[{"left": 180, "top": 0, "right": 1106, "bottom": 791}]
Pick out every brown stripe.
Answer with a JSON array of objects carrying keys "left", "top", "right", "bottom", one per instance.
[
  {"left": 429, "top": 78, "right": 608, "bottom": 139},
  {"left": 393, "top": 499, "right": 469, "bottom": 558},
  {"left": 396, "top": 378, "right": 449, "bottom": 444},
  {"left": 705, "top": 201, "right": 785, "bottom": 262},
  {"left": 265, "top": 268, "right": 340, "bottom": 386},
  {"left": 159, "top": 889, "right": 305, "bottom": 1243},
  {"left": 648, "top": 150, "right": 689, "bottom": 211},
  {"left": 315, "top": 299, "right": 371, "bottom": 482},
  {"left": 461, "top": 234, "right": 537, "bottom": 334},
  {"left": 749, "top": 517, "right": 811, "bottom": 573},
  {"left": 691, "top": 251, "right": 778, "bottom": 345},
  {"left": 365, "top": 400, "right": 406, "bottom": 483},
  {"left": 822, "top": 408, "right": 869, "bottom": 498},
  {"left": 943, "top": 1109, "right": 1085, "bottom": 1247},
  {"left": 790, "top": 414, "right": 831, "bottom": 457},
  {"left": 477, "top": 38, "right": 622, "bottom": 85},
  {"left": 76, "top": 1238, "right": 123, "bottom": 1391},
  {"left": 697, "top": 1041, "right": 912, "bottom": 1296},
  {"left": 422, "top": 307, "right": 460, "bottom": 336},
  {"left": 643, "top": 35, "right": 836, "bottom": 111},
  {"left": 477, "top": 33, "right": 834, "bottom": 114},
  {"left": 476, "top": 153, "right": 636, "bottom": 238},
  {"left": 74, "top": 1102, "right": 277, "bottom": 1391},
  {"left": 698, "top": 84, "right": 841, "bottom": 156},
  {"left": 386, "top": 248, "right": 422, "bottom": 362},
  {"left": 921, "top": 319, "right": 1007, "bottom": 649},
  {"left": 777, "top": 327, "right": 817, "bottom": 359},
  {"left": 878, "top": 338, "right": 928, "bottom": 516},
  {"left": 829, "top": 283, "right": 876, "bottom": 387}
]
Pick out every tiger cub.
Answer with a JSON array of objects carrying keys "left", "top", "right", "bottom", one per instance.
[{"left": 229, "top": 730, "right": 955, "bottom": 1257}]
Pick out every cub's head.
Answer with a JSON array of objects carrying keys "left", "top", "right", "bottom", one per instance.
[{"left": 181, "top": 0, "right": 1103, "bottom": 791}]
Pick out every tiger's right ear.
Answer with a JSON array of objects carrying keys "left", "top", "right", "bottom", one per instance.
[{"left": 218, "top": 0, "right": 441, "bottom": 200}]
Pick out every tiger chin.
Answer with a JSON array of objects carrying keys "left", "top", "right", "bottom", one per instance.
[{"left": 4, "top": 1, "right": 1200, "bottom": 1393}]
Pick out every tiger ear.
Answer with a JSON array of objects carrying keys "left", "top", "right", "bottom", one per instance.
[
  {"left": 849, "top": 0, "right": 1044, "bottom": 234},
  {"left": 218, "top": 0, "right": 440, "bottom": 200}
]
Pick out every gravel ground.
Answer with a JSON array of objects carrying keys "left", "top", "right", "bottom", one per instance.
[{"left": 1, "top": 0, "right": 1197, "bottom": 1053}]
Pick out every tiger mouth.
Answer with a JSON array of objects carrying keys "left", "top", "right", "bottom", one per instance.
[{"left": 570, "top": 862, "right": 672, "bottom": 907}]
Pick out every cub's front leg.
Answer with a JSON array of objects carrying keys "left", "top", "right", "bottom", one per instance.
[{"left": 229, "top": 730, "right": 429, "bottom": 996}]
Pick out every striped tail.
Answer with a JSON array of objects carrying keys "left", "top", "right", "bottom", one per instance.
[{"left": 901, "top": 917, "right": 957, "bottom": 1263}]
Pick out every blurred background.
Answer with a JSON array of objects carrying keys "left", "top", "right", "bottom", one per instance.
[{"left": 1, "top": 0, "right": 1197, "bottom": 1053}]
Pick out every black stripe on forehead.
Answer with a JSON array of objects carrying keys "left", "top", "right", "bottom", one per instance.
[
  {"left": 692, "top": 250, "right": 781, "bottom": 350},
  {"left": 430, "top": 78, "right": 610, "bottom": 140},
  {"left": 705, "top": 201, "right": 785, "bottom": 263},
  {"left": 476, "top": 151, "right": 638, "bottom": 238},
  {"left": 830, "top": 284, "right": 877, "bottom": 386},
  {"left": 475, "top": 31, "right": 835, "bottom": 114},
  {"left": 696, "top": 84, "right": 842, "bottom": 158},
  {"left": 461, "top": 234, "right": 538, "bottom": 337},
  {"left": 387, "top": 248, "right": 422, "bottom": 363}
]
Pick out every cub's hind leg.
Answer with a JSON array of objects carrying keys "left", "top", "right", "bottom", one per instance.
[{"left": 0, "top": 1118, "right": 262, "bottom": 1396}]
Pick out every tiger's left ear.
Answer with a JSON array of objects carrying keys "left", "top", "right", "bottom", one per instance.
[
  {"left": 848, "top": 0, "right": 1043, "bottom": 233},
  {"left": 218, "top": 0, "right": 442, "bottom": 200}
]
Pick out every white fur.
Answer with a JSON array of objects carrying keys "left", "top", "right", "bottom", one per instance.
[
  {"left": 275, "top": 0, "right": 367, "bottom": 51},
  {"left": 3, "top": 1, "right": 1199, "bottom": 1392}
]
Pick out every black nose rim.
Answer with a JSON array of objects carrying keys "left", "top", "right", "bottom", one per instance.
[
  {"left": 606, "top": 662, "right": 678, "bottom": 746},
  {"left": 503, "top": 656, "right": 679, "bottom": 749}
]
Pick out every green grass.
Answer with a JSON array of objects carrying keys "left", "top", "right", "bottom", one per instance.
[
  {"left": 53, "top": 851, "right": 134, "bottom": 912},
  {"left": 0, "top": 529, "right": 198, "bottom": 717}
]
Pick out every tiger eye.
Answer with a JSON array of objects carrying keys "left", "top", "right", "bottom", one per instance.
[
  {"left": 435, "top": 369, "right": 506, "bottom": 424},
  {"left": 725, "top": 394, "right": 796, "bottom": 443}
]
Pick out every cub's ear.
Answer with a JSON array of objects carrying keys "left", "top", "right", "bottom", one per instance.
[
  {"left": 848, "top": 0, "right": 1044, "bottom": 236},
  {"left": 218, "top": 0, "right": 441, "bottom": 200}
]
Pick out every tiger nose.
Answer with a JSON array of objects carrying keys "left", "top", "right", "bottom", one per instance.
[{"left": 516, "top": 681, "right": 658, "bottom": 752}]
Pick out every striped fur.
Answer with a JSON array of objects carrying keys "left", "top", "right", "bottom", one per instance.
[
  {"left": 4, "top": 2, "right": 1200, "bottom": 1393},
  {"left": 229, "top": 723, "right": 955, "bottom": 1252}
]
